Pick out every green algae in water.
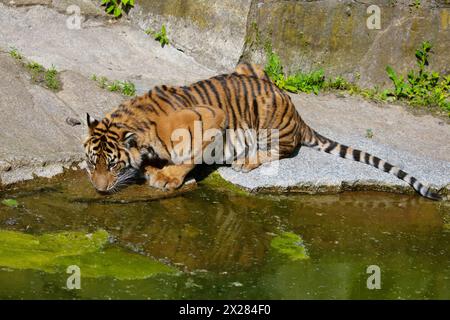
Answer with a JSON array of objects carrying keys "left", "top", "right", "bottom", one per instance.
[
  {"left": 270, "top": 232, "right": 309, "bottom": 261},
  {"left": 55, "top": 247, "right": 176, "bottom": 280},
  {"left": 38, "top": 230, "right": 108, "bottom": 256},
  {"left": 0, "top": 230, "right": 176, "bottom": 279},
  {"left": 1, "top": 199, "right": 18, "bottom": 208}
]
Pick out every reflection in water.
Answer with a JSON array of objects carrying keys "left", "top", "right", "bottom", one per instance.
[
  {"left": 0, "top": 173, "right": 281, "bottom": 271},
  {"left": 87, "top": 192, "right": 279, "bottom": 271},
  {"left": 0, "top": 171, "right": 449, "bottom": 299}
]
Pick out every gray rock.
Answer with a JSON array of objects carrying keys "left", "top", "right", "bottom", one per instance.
[
  {"left": 0, "top": 0, "right": 51, "bottom": 6},
  {"left": 128, "top": 0, "right": 450, "bottom": 88},
  {"left": 51, "top": 0, "right": 105, "bottom": 16},
  {"left": 0, "top": 4, "right": 215, "bottom": 93},
  {"left": 128, "top": 0, "right": 252, "bottom": 73}
]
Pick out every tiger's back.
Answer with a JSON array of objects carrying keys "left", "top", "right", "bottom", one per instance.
[{"left": 108, "top": 63, "right": 306, "bottom": 154}]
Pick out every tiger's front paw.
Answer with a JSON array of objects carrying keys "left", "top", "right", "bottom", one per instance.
[{"left": 147, "top": 171, "right": 183, "bottom": 191}]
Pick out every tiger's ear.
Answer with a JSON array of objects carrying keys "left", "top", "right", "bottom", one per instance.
[
  {"left": 123, "top": 132, "right": 137, "bottom": 149},
  {"left": 86, "top": 113, "right": 99, "bottom": 134}
]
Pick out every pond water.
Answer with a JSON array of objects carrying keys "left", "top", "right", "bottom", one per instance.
[{"left": 0, "top": 171, "right": 449, "bottom": 299}]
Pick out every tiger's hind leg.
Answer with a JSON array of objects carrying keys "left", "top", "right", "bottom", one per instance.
[
  {"left": 229, "top": 124, "right": 295, "bottom": 173},
  {"left": 145, "top": 164, "right": 195, "bottom": 190},
  {"left": 231, "top": 150, "right": 281, "bottom": 173}
]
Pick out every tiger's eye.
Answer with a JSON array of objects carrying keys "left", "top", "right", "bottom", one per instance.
[{"left": 109, "top": 161, "right": 121, "bottom": 170}]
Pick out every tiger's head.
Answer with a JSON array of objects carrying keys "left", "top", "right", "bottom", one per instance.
[{"left": 83, "top": 113, "right": 143, "bottom": 193}]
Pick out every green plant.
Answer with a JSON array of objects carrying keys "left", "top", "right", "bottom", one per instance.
[
  {"left": 146, "top": 24, "right": 170, "bottom": 48},
  {"left": 98, "top": 76, "right": 108, "bottom": 89},
  {"left": 9, "top": 47, "right": 23, "bottom": 60},
  {"left": 101, "top": 0, "right": 134, "bottom": 17},
  {"left": 121, "top": 81, "right": 136, "bottom": 96},
  {"left": 265, "top": 49, "right": 325, "bottom": 94},
  {"left": 107, "top": 80, "right": 121, "bottom": 92},
  {"left": 411, "top": 0, "right": 421, "bottom": 9},
  {"left": 326, "top": 76, "right": 353, "bottom": 90},
  {"left": 26, "top": 61, "right": 45, "bottom": 82},
  {"left": 263, "top": 41, "right": 448, "bottom": 116},
  {"left": 8, "top": 50, "right": 61, "bottom": 91},
  {"left": 26, "top": 61, "right": 44, "bottom": 73},
  {"left": 265, "top": 49, "right": 284, "bottom": 83},
  {"left": 265, "top": 49, "right": 385, "bottom": 98},
  {"left": 365, "top": 129, "right": 374, "bottom": 139},
  {"left": 44, "top": 66, "right": 60, "bottom": 90},
  {"left": 92, "top": 75, "right": 136, "bottom": 96},
  {"left": 385, "top": 41, "right": 450, "bottom": 116}
]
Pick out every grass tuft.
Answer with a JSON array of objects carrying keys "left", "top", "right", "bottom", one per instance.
[{"left": 91, "top": 74, "right": 136, "bottom": 96}]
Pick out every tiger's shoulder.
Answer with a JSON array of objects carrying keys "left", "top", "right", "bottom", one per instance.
[{"left": 233, "top": 62, "right": 271, "bottom": 81}]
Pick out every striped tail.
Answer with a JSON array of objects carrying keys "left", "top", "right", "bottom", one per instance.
[{"left": 303, "top": 130, "right": 441, "bottom": 201}]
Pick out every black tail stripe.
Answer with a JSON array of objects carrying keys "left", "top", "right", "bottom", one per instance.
[
  {"left": 383, "top": 162, "right": 393, "bottom": 173},
  {"left": 372, "top": 157, "right": 381, "bottom": 168},
  {"left": 364, "top": 152, "right": 370, "bottom": 164},
  {"left": 397, "top": 170, "right": 407, "bottom": 180},
  {"left": 364, "top": 153, "right": 370, "bottom": 164},
  {"left": 325, "top": 141, "right": 338, "bottom": 153},
  {"left": 352, "top": 149, "right": 361, "bottom": 161},
  {"left": 339, "top": 145, "right": 348, "bottom": 158}
]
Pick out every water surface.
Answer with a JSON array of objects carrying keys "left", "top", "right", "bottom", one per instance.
[{"left": 0, "top": 172, "right": 449, "bottom": 299}]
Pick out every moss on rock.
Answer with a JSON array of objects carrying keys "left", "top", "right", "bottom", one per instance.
[{"left": 200, "top": 171, "right": 250, "bottom": 196}]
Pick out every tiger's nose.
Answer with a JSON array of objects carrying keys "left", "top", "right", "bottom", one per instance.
[{"left": 93, "top": 175, "right": 109, "bottom": 192}]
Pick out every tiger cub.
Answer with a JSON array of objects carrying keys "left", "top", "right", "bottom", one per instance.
[{"left": 84, "top": 63, "right": 441, "bottom": 200}]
